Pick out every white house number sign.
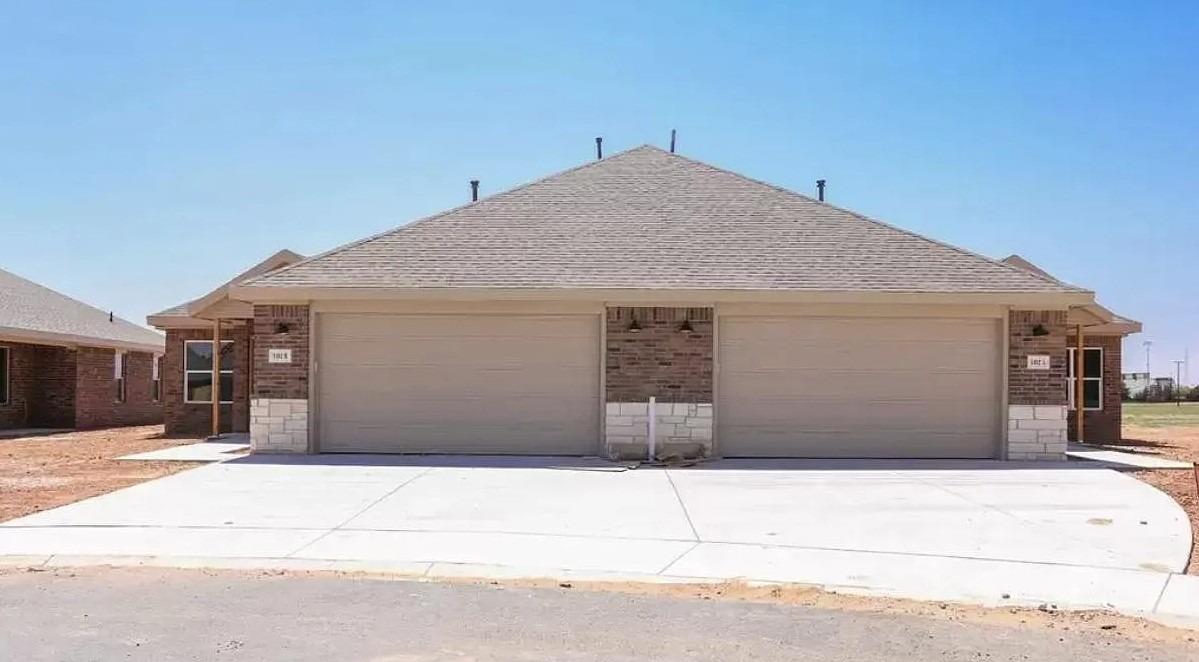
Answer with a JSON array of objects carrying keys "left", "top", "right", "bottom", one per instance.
[
  {"left": 1026, "top": 355, "right": 1051, "bottom": 370},
  {"left": 268, "top": 348, "right": 292, "bottom": 364}
]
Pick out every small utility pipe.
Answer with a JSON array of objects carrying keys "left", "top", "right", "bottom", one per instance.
[{"left": 647, "top": 396, "right": 657, "bottom": 462}]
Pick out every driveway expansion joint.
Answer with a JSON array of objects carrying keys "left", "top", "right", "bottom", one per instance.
[
  {"left": 664, "top": 469, "right": 701, "bottom": 542},
  {"left": 283, "top": 466, "right": 436, "bottom": 558}
]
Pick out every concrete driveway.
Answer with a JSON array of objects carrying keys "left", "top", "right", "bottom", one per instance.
[{"left": 0, "top": 456, "right": 1194, "bottom": 620}]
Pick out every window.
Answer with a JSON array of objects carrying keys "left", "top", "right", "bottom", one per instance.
[
  {"left": 184, "top": 340, "right": 233, "bottom": 404},
  {"left": 114, "top": 351, "right": 126, "bottom": 403},
  {"left": 0, "top": 346, "right": 8, "bottom": 405},
  {"left": 152, "top": 354, "right": 162, "bottom": 402},
  {"left": 1067, "top": 347, "right": 1103, "bottom": 411}
]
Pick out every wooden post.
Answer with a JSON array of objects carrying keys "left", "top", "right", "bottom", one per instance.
[
  {"left": 1075, "top": 324, "right": 1085, "bottom": 443},
  {"left": 212, "top": 318, "right": 221, "bottom": 438}
]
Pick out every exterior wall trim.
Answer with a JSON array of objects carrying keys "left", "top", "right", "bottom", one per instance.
[
  {"left": 999, "top": 307, "right": 1010, "bottom": 460},
  {"left": 308, "top": 304, "right": 318, "bottom": 453}
]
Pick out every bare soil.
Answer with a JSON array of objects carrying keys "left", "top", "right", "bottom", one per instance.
[
  {"left": 1119, "top": 423, "right": 1199, "bottom": 575},
  {"left": 0, "top": 425, "right": 200, "bottom": 523}
]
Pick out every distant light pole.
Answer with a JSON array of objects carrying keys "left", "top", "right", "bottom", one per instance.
[
  {"left": 1173, "top": 360, "right": 1185, "bottom": 407},
  {"left": 1142, "top": 340, "right": 1153, "bottom": 399}
]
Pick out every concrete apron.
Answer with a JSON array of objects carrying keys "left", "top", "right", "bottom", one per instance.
[{"left": 0, "top": 456, "right": 1194, "bottom": 628}]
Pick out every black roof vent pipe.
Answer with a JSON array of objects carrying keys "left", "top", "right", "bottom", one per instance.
[
  {"left": 670, "top": 129, "right": 677, "bottom": 153},
  {"left": 595, "top": 136, "right": 603, "bottom": 160},
  {"left": 470, "top": 180, "right": 479, "bottom": 202},
  {"left": 816, "top": 179, "right": 826, "bottom": 202}
]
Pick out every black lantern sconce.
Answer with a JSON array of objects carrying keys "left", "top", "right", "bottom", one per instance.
[
  {"left": 678, "top": 319, "right": 694, "bottom": 334},
  {"left": 275, "top": 322, "right": 291, "bottom": 335},
  {"left": 627, "top": 318, "right": 642, "bottom": 333},
  {"left": 1030, "top": 324, "right": 1049, "bottom": 337}
]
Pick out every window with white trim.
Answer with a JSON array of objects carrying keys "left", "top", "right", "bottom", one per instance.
[
  {"left": 1067, "top": 347, "right": 1103, "bottom": 411},
  {"left": 0, "top": 346, "right": 9, "bottom": 405},
  {"left": 114, "top": 350, "right": 126, "bottom": 403},
  {"left": 152, "top": 354, "right": 162, "bottom": 402},
  {"left": 184, "top": 340, "right": 233, "bottom": 404}
]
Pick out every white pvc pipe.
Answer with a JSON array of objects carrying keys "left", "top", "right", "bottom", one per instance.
[{"left": 647, "top": 396, "right": 656, "bottom": 462}]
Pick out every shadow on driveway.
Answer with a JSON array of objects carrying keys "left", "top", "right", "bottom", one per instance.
[{"left": 224, "top": 453, "right": 1115, "bottom": 472}]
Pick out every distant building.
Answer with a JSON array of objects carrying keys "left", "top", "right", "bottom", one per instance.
[
  {"left": 1154, "top": 377, "right": 1176, "bottom": 390},
  {"left": 1123, "top": 372, "right": 1150, "bottom": 398}
]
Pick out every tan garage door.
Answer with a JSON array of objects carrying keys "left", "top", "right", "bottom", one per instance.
[
  {"left": 718, "top": 316, "right": 1001, "bottom": 458},
  {"left": 317, "top": 314, "right": 600, "bottom": 454}
]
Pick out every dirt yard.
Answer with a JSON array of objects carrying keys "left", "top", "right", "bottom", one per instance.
[
  {"left": 0, "top": 425, "right": 200, "bottom": 523},
  {"left": 1120, "top": 402, "right": 1199, "bottom": 575}
]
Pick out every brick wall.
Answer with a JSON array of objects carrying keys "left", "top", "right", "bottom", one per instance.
[
  {"left": 1006, "top": 310, "right": 1068, "bottom": 460},
  {"left": 249, "top": 305, "right": 310, "bottom": 453},
  {"left": 1067, "top": 334, "right": 1122, "bottom": 443},
  {"left": 163, "top": 327, "right": 250, "bottom": 436},
  {"left": 74, "top": 347, "right": 162, "bottom": 429},
  {"left": 251, "top": 305, "right": 310, "bottom": 400},
  {"left": 0, "top": 342, "right": 41, "bottom": 429},
  {"left": 1, "top": 340, "right": 161, "bottom": 430},
  {"left": 1008, "top": 310, "right": 1068, "bottom": 406},
  {"left": 604, "top": 307, "right": 714, "bottom": 459},
  {"left": 29, "top": 345, "right": 76, "bottom": 427},
  {"left": 605, "top": 307, "right": 713, "bottom": 402}
]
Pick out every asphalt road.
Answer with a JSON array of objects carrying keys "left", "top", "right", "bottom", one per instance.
[{"left": 1, "top": 567, "right": 1195, "bottom": 661}]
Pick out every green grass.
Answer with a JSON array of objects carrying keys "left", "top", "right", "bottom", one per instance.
[{"left": 1123, "top": 401, "right": 1199, "bottom": 428}]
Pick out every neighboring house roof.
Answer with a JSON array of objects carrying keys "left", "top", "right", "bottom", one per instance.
[
  {"left": 147, "top": 250, "right": 303, "bottom": 328},
  {"left": 238, "top": 146, "right": 1088, "bottom": 301},
  {"left": 1001, "top": 255, "right": 1141, "bottom": 335},
  {"left": 0, "top": 267, "right": 164, "bottom": 353}
]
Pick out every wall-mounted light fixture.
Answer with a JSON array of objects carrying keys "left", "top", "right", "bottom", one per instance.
[
  {"left": 678, "top": 319, "right": 694, "bottom": 334},
  {"left": 275, "top": 322, "right": 291, "bottom": 335},
  {"left": 627, "top": 318, "right": 642, "bottom": 333},
  {"left": 1031, "top": 324, "right": 1049, "bottom": 337}
]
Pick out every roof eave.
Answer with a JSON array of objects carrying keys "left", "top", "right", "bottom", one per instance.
[
  {"left": 229, "top": 284, "right": 1094, "bottom": 308},
  {"left": 150, "top": 249, "right": 304, "bottom": 325},
  {"left": 0, "top": 326, "right": 164, "bottom": 354}
]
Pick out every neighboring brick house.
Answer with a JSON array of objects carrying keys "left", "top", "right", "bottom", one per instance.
[
  {"left": 146, "top": 250, "right": 303, "bottom": 437},
  {"left": 0, "top": 268, "right": 164, "bottom": 430},
  {"left": 163, "top": 145, "right": 1133, "bottom": 460}
]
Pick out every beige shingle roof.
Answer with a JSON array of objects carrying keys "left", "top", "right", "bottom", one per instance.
[
  {"left": 0, "top": 267, "right": 164, "bottom": 352},
  {"left": 148, "top": 249, "right": 303, "bottom": 325},
  {"left": 246, "top": 146, "right": 1084, "bottom": 294}
]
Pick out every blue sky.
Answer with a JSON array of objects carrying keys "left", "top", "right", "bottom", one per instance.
[{"left": 1, "top": 2, "right": 1195, "bottom": 379}]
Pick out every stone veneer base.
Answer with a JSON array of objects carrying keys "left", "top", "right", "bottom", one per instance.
[
  {"left": 249, "top": 398, "right": 309, "bottom": 453},
  {"left": 605, "top": 402, "right": 713, "bottom": 460},
  {"left": 1007, "top": 405, "right": 1067, "bottom": 461}
]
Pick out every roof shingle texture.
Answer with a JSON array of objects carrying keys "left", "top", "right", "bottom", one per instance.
[
  {"left": 0, "top": 268, "right": 164, "bottom": 348},
  {"left": 249, "top": 146, "right": 1079, "bottom": 294}
]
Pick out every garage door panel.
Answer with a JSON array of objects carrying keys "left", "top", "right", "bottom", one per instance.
[
  {"left": 322, "top": 314, "right": 595, "bottom": 338},
  {"left": 718, "top": 316, "right": 1000, "bottom": 458},
  {"left": 319, "top": 366, "right": 595, "bottom": 397},
  {"left": 321, "top": 338, "right": 595, "bottom": 368},
  {"left": 719, "top": 430, "right": 996, "bottom": 458},
  {"left": 721, "top": 340, "right": 996, "bottom": 371},
  {"left": 721, "top": 399, "right": 999, "bottom": 427},
  {"left": 320, "top": 422, "right": 593, "bottom": 455},
  {"left": 721, "top": 317, "right": 998, "bottom": 343},
  {"left": 721, "top": 371, "right": 998, "bottom": 400},
  {"left": 317, "top": 313, "right": 599, "bottom": 454},
  {"left": 320, "top": 394, "right": 596, "bottom": 424}
]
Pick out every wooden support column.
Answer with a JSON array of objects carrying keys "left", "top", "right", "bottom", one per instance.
[
  {"left": 1075, "top": 324, "right": 1085, "bottom": 442},
  {"left": 212, "top": 318, "right": 222, "bottom": 438}
]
